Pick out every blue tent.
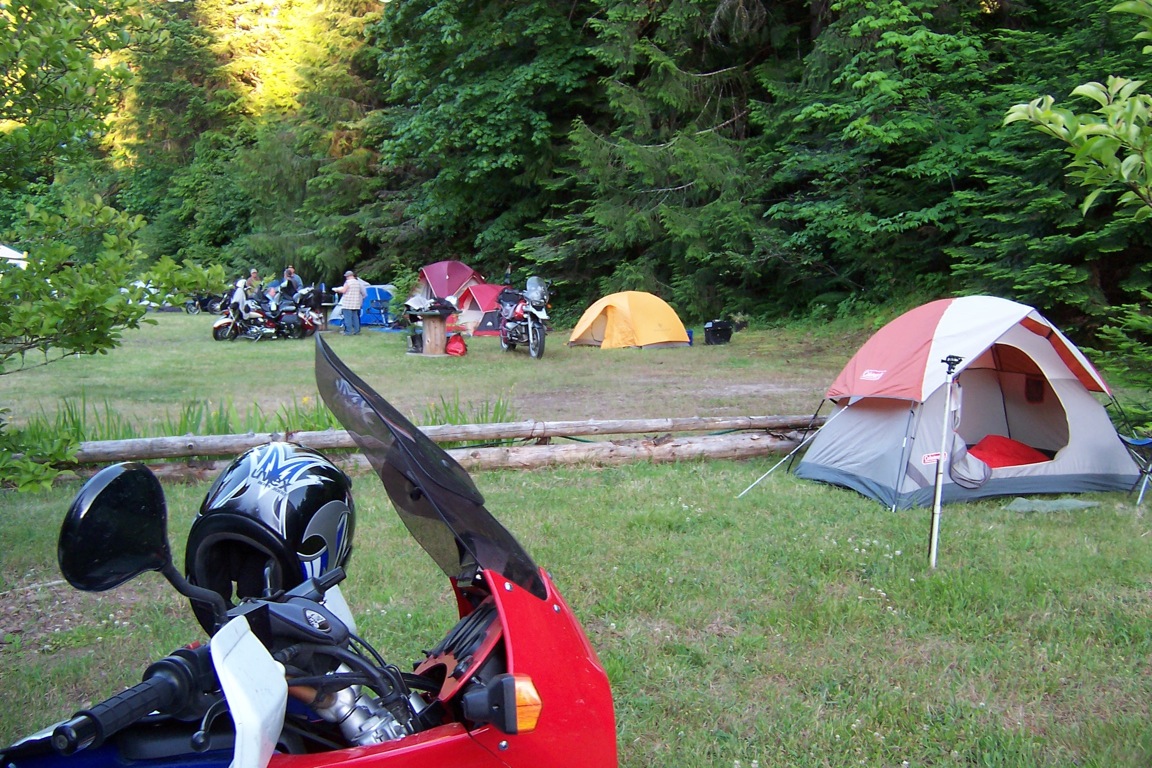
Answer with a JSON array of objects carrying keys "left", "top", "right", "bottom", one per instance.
[
  {"left": 329, "top": 284, "right": 396, "bottom": 328},
  {"left": 361, "top": 285, "right": 393, "bottom": 325}
]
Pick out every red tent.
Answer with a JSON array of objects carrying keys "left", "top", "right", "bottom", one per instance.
[
  {"left": 413, "top": 260, "right": 484, "bottom": 301},
  {"left": 457, "top": 283, "right": 503, "bottom": 336}
]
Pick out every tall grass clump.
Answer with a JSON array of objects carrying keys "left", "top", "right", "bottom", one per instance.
[
  {"left": 421, "top": 391, "right": 516, "bottom": 448},
  {"left": 160, "top": 399, "right": 245, "bottom": 437},
  {"left": 26, "top": 395, "right": 137, "bottom": 443},
  {"left": 24, "top": 395, "right": 342, "bottom": 443},
  {"left": 274, "top": 395, "right": 342, "bottom": 433}
]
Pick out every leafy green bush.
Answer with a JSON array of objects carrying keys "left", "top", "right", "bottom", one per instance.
[{"left": 0, "top": 408, "right": 77, "bottom": 491}]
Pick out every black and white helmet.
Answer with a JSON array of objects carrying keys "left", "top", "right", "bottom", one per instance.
[{"left": 185, "top": 442, "right": 355, "bottom": 630}]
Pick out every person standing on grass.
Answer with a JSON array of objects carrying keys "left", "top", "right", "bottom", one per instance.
[{"left": 334, "top": 269, "right": 365, "bottom": 335}]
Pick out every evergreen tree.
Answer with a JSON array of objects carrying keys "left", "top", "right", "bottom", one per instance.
[
  {"left": 528, "top": 0, "right": 807, "bottom": 318},
  {"left": 366, "top": 0, "right": 600, "bottom": 278}
]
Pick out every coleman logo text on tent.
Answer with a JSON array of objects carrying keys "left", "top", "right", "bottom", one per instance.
[
  {"left": 921, "top": 452, "right": 946, "bottom": 465},
  {"left": 861, "top": 369, "right": 886, "bottom": 381}
]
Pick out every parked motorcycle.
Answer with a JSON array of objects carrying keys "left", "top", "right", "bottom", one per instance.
[
  {"left": 258, "top": 293, "right": 306, "bottom": 339},
  {"left": 0, "top": 335, "right": 617, "bottom": 768},
  {"left": 211, "top": 280, "right": 255, "bottom": 340},
  {"left": 212, "top": 282, "right": 309, "bottom": 341},
  {"left": 184, "top": 293, "right": 225, "bottom": 315},
  {"left": 292, "top": 286, "right": 324, "bottom": 337},
  {"left": 498, "top": 276, "right": 550, "bottom": 359}
]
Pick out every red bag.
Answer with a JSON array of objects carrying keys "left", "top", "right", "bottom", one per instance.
[{"left": 446, "top": 333, "right": 467, "bottom": 357}]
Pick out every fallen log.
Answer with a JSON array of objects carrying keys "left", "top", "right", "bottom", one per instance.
[
  {"left": 74, "top": 414, "right": 824, "bottom": 464},
  {"left": 134, "top": 431, "right": 805, "bottom": 482},
  {"left": 452, "top": 431, "right": 800, "bottom": 471}
]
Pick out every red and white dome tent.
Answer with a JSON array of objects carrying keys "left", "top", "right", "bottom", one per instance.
[{"left": 793, "top": 295, "right": 1139, "bottom": 512}]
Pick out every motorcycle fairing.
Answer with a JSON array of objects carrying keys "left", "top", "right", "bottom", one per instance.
[
  {"left": 268, "top": 566, "right": 617, "bottom": 768},
  {"left": 270, "top": 724, "right": 508, "bottom": 768},
  {"left": 314, "top": 335, "right": 546, "bottom": 600},
  {"left": 468, "top": 567, "right": 617, "bottom": 767},
  {"left": 211, "top": 616, "right": 286, "bottom": 768}
]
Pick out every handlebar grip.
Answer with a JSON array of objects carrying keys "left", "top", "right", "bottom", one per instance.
[{"left": 51, "top": 655, "right": 193, "bottom": 755}]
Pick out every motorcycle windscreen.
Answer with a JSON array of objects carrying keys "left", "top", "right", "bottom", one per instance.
[{"left": 315, "top": 335, "right": 546, "bottom": 599}]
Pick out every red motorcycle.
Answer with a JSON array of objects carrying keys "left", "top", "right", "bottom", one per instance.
[{"left": 1, "top": 335, "right": 617, "bottom": 768}]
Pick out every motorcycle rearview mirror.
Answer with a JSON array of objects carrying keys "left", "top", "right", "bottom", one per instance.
[
  {"left": 59, "top": 463, "right": 172, "bottom": 591},
  {"left": 59, "top": 463, "right": 230, "bottom": 623}
]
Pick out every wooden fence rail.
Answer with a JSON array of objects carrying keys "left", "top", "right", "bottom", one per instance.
[{"left": 73, "top": 414, "right": 825, "bottom": 479}]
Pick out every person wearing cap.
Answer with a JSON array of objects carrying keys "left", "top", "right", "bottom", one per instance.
[
  {"left": 282, "top": 265, "right": 302, "bottom": 298},
  {"left": 334, "top": 269, "right": 366, "bottom": 335},
  {"left": 246, "top": 268, "right": 261, "bottom": 292}
]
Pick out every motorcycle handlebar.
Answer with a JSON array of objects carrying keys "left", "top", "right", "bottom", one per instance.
[{"left": 51, "top": 652, "right": 202, "bottom": 756}]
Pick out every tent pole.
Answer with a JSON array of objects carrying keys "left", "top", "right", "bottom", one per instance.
[
  {"left": 929, "top": 355, "right": 964, "bottom": 569},
  {"left": 737, "top": 404, "right": 845, "bottom": 499},
  {"left": 783, "top": 400, "right": 827, "bottom": 474},
  {"left": 891, "top": 404, "right": 920, "bottom": 513}
]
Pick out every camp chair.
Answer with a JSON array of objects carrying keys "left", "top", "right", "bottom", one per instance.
[
  {"left": 369, "top": 298, "right": 392, "bottom": 326},
  {"left": 1119, "top": 434, "right": 1152, "bottom": 505}
]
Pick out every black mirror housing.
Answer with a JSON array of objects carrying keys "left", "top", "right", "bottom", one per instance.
[{"left": 58, "top": 463, "right": 173, "bottom": 592}]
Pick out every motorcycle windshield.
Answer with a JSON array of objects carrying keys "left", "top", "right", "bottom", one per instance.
[
  {"left": 315, "top": 335, "right": 546, "bottom": 599},
  {"left": 525, "top": 276, "right": 548, "bottom": 303}
]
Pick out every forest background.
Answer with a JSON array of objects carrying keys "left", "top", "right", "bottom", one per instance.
[{"left": 6, "top": 1, "right": 1152, "bottom": 387}]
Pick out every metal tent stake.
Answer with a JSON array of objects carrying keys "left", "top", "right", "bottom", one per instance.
[{"left": 928, "top": 355, "right": 964, "bottom": 569}]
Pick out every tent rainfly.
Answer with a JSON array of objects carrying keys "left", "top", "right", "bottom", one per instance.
[
  {"left": 456, "top": 283, "right": 503, "bottom": 336},
  {"left": 568, "top": 291, "right": 690, "bottom": 349},
  {"left": 794, "top": 295, "right": 1139, "bottom": 509},
  {"left": 412, "top": 260, "right": 484, "bottom": 302}
]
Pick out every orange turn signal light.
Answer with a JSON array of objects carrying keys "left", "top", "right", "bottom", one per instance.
[
  {"left": 510, "top": 674, "right": 542, "bottom": 733},
  {"left": 461, "top": 672, "right": 542, "bottom": 734}
]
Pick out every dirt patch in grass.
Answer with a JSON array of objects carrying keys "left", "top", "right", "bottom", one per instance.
[{"left": 0, "top": 572, "right": 167, "bottom": 653}]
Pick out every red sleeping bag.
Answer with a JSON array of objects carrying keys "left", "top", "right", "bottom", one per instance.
[{"left": 968, "top": 435, "right": 1051, "bottom": 468}]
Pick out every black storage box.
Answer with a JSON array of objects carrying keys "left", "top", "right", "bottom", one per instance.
[{"left": 704, "top": 320, "right": 733, "bottom": 345}]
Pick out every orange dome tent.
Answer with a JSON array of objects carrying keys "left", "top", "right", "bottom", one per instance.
[{"left": 568, "top": 291, "right": 690, "bottom": 349}]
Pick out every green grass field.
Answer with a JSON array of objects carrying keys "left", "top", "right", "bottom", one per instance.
[{"left": 1, "top": 315, "right": 1149, "bottom": 766}]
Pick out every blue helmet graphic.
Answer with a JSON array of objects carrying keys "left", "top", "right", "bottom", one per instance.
[{"left": 185, "top": 442, "right": 354, "bottom": 630}]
